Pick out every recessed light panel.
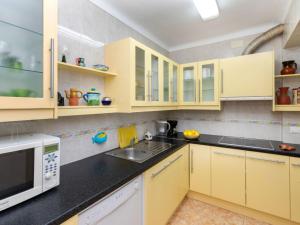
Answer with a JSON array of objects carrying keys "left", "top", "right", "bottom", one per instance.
[{"left": 193, "top": 0, "right": 220, "bottom": 21}]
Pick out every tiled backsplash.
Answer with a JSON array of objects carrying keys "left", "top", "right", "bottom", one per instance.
[{"left": 0, "top": 112, "right": 166, "bottom": 165}]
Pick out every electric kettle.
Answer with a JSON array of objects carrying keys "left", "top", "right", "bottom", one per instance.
[{"left": 156, "top": 121, "right": 171, "bottom": 136}]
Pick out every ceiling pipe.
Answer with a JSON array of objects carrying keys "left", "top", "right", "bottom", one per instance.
[{"left": 242, "top": 24, "right": 284, "bottom": 55}]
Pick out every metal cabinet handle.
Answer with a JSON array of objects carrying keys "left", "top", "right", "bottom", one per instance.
[
  {"left": 191, "top": 149, "right": 194, "bottom": 174},
  {"left": 0, "top": 201, "right": 8, "bottom": 205},
  {"left": 291, "top": 163, "right": 300, "bottom": 167},
  {"left": 198, "top": 79, "right": 201, "bottom": 103},
  {"left": 247, "top": 156, "right": 285, "bottom": 164},
  {"left": 152, "top": 154, "right": 183, "bottom": 178},
  {"left": 221, "top": 69, "right": 224, "bottom": 94},
  {"left": 49, "top": 38, "right": 55, "bottom": 98},
  {"left": 214, "top": 151, "right": 244, "bottom": 158}
]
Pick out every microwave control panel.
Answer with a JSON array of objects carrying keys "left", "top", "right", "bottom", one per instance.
[{"left": 43, "top": 143, "right": 60, "bottom": 191}]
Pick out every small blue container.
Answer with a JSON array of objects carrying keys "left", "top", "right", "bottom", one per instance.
[{"left": 92, "top": 132, "right": 107, "bottom": 144}]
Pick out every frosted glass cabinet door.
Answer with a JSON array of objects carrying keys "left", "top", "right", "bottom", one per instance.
[
  {"left": 163, "top": 60, "right": 170, "bottom": 102},
  {"left": 199, "top": 60, "right": 219, "bottom": 104},
  {"left": 135, "top": 47, "right": 146, "bottom": 102},
  {"left": 182, "top": 65, "right": 196, "bottom": 103},
  {"left": 151, "top": 54, "right": 159, "bottom": 102},
  {"left": 0, "top": 0, "right": 57, "bottom": 109},
  {"left": 171, "top": 65, "right": 178, "bottom": 103}
]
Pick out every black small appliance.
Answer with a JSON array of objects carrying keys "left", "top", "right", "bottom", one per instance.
[{"left": 167, "top": 120, "right": 178, "bottom": 137}]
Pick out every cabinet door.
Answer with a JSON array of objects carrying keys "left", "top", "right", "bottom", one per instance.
[
  {"left": 291, "top": 157, "right": 300, "bottom": 223},
  {"left": 180, "top": 63, "right": 197, "bottom": 104},
  {"left": 134, "top": 46, "right": 148, "bottom": 103},
  {"left": 199, "top": 60, "right": 219, "bottom": 105},
  {"left": 0, "top": 0, "right": 57, "bottom": 109},
  {"left": 61, "top": 215, "right": 78, "bottom": 225},
  {"left": 163, "top": 60, "right": 170, "bottom": 103},
  {"left": 220, "top": 51, "right": 273, "bottom": 99},
  {"left": 190, "top": 144, "right": 211, "bottom": 196},
  {"left": 171, "top": 64, "right": 179, "bottom": 104},
  {"left": 150, "top": 53, "right": 160, "bottom": 102},
  {"left": 246, "top": 152, "right": 290, "bottom": 219},
  {"left": 144, "top": 146, "right": 189, "bottom": 225},
  {"left": 211, "top": 147, "right": 245, "bottom": 205}
]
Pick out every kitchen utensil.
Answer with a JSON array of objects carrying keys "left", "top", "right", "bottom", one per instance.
[
  {"left": 279, "top": 144, "right": 296, "bottom": 151},
  {"left": 276, "top": 87, "right": 291, "bottom": 105},
  {"left": 93, "top": 64, "right": 109, "bottom": 71},
  {"left": 65, "top": 88, "right": 83, "bottom": 106},
  {"left": 75, "top": 57, "right": 85, "bottom": 67},
  {"left": 118, "top": 125, "right": 138, "bottom": 148},
  {"left": 102, "top": 97, "right": 112, "bottom": 105},
  {"left": 293, "top": 88, "right": 298, "bottom": 105},
  {"left": 92, "top": 132, "right": 107, "bottom": 144},
  {"left": 281, "top": 60, "right": 297, "bottom": 75},
  {"left": 83, "top": 88, "right": 100, "bottom": 106},
  {"left": 183, "top": 130, "right": 200, "bottom": 140},
  {"left": 167, "top": 120, "right": 178, "bottom": 137},
  {"left": 144, "top": 131, "right": 153, "bottom": 141},
  {"left": 156, "top": 121, "right": 171, "bottom": 136}
]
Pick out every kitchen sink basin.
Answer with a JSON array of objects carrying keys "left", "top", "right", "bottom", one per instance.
[{"left": 105, "top": 141, "right": 174, "bottom": 163}]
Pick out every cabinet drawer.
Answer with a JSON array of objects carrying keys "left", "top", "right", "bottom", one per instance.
[
  {"left": 211, "top": 147, "right": 246, "bottom": 205},
  {"left": 246, "top": 152, "right": 290, "bottom": 219}
]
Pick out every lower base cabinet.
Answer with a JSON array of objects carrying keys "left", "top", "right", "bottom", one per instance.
[
  {"left": 290, "top": 157, "right": 300, "bottom": 223},
  {"left": 144, "top": 145, "right": 189, "bottom": 225},
  {"left": 190, "top": 144, "right": 211, "bottom": 195},
  {"left": 246, "top": 152, "right": 290, "bottom": 219},
  {"left": 211, "top": 147, "right": 246, "bottom": 206},
  {"left": 61, "top": 215, "right": 78, "bottom": 225}
]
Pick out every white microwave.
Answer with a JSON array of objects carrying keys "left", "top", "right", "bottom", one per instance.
[{"left": 0, "top": 134, "right": 60, "bottom": 211}]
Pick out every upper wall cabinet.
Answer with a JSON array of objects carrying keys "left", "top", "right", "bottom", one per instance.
[
  {"left": 220, "top": 51, "right": 274, "bottom": 100},
  {"left": 0, "top": 0, "right": 58, "bottom": 122},
  {"left": 179, "top": 60, "right": 220, "bottom": 110},
  {"left": 283, "top": 0, "right": 300, "bottom": 48},
  {"left": 104, "top": 38, "right": 178, "bottom": 112}
]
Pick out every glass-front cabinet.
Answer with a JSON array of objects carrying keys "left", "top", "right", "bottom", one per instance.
[
  {"left": 181, "top": 64, "right": 197, "bottom": 104},
  {"left": 163, "top": 60, "right": 170, "bottom": 102},
  {"left": 0, "top": 0, "right": 57, "bottom": 110},
  {"left": 171, "top": 64, "right": 179, "bottom": 104},
  {"left": 198, "top": 60, "right": 219, "bottom": 105}
]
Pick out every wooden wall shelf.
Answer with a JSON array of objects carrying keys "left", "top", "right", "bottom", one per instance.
[
  {"left": 275, "top": 74, "right": 300, "bottom": 79},
  {"left": 274, "top": 105, "right": 300, "bottom": 112},
  {"left": 58, "top": 105, "right": 118, "bottom": 117},
  {"left": 58, "top": 62, "right": 117, "bottom": 77}
]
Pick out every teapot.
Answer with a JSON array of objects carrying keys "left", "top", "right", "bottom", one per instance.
[
  {"left": 83, "top": 88, "right": 100, "bottom": 106},
  {"left": 281, "top": 60, "right": 297, "bottom": 75},
  {"left": 65, "top": 88, "right": 83, "bottom": 106}
]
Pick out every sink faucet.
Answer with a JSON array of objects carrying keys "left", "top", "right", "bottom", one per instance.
[{"left": 129, "top": 138, "right": 136, "bottom": 149}]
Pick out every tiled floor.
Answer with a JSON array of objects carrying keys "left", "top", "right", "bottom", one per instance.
[{"left": 168, "top": 198, "right": 271, "bottom": 225}]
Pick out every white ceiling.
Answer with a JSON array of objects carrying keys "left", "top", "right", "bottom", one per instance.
[{"left": 90, "top": 0, "right": 292, "bottom": 51}]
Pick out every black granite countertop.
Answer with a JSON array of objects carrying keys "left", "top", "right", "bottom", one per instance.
[
  {"left": 1, "top": 133, "right": 300, "bottom": 225},
  {"left": 0, "top": 138, "right": 187, "bottom": 225},
  {"left": 159, "top": 133, "right": 300, "bottom": 157}
]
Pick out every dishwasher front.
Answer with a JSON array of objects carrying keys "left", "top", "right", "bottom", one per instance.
[{"left": 78, "top": 175, "right": 143, "bottom": 225}]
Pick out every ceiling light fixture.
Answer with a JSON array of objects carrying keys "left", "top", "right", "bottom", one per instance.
[{"left": 193, "top": 0, "right": 219, "bottom": 21}]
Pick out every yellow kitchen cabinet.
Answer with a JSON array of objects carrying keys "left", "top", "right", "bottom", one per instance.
[
  {"left": 179, "top": 60, "right": 220, "bottom": 110},
  {"left": 104, "top": 38, "right": 178, "bottom": 112},
  {"left": 170, "top": 63, "right": 179, "bottom": 105},
  {"left": 0, "top": 0, "right": 58, "bottom": 122},
  {"left": 61, "top": 215, "right": 78, "bottom": 225},
  {"left": 211, "top": 147, "right": 245, "bottom": 205},
  {"left": 220, "top": 51, "right": 274, "bottom": 100},
  {"left": 144, "top": 145, "right": 189, "bottom": 225},
  {"left": 246, "top": 152, "right": 290, "bottom": 219},
  {"left": 290, "top": 157, "right": 300, "bottom": 223},
  {"left": 190, "top": 144, "right": 211, "bottom": 195},
  {"left": 162, "top": 58, "right": 179, "bottom": 105}
]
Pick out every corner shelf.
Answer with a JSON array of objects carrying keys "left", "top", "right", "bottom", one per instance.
[
  {"left": 275, "top": 74, "right": 300, "bottom": 79},
  {"left": 58, "top": 62, "right": 117, "bottom": 77},
  {"left": 58, "top": 105, "right": 118, "bottom": 117},
  {"left": 274, "top": 104, "right": 300, "bottom": 112}
]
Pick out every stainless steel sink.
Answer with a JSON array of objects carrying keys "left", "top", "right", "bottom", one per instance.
[{"left": 105, "top": 141, "right": 174, "bottom": 163}]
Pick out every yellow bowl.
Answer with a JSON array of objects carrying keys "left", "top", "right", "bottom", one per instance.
[{"left": 183, "top": 132, "right": 200, "bottom": 140}]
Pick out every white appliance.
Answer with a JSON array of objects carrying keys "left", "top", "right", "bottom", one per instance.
[
  {"left": 79, "top": 176, "right": 143, "bottom": 225},
  {"left": 0, "top": 134, "right": 60, "bottom": 211}
]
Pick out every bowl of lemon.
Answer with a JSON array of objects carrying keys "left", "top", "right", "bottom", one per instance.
[{"left": 183, "top": 130, "right": 200, "bottom": 140}]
